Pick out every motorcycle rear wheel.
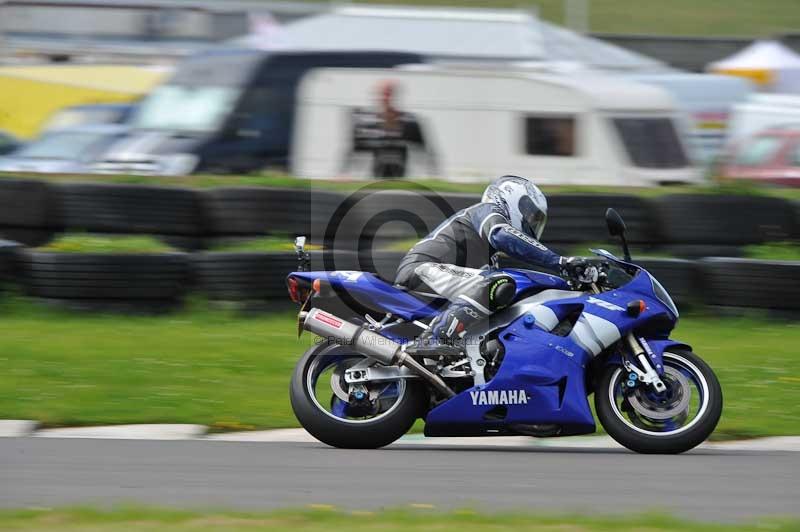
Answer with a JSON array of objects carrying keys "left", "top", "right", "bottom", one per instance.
[
  {"left": 290, "top": 343, "right": 427, "bottom": 449},
  {"left": 595, "top": 348, "right": 723, "bottom": 454}
]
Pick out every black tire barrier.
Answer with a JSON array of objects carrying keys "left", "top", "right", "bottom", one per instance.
[
  {"left": 53, "top": 183, "right": 204, "bottom": 237},
  {"left": 636, "top": 258, "right": 697, "bottom": 309},
  {"left": 203, "top": 188, "right": 346, "bottom": 242},
  {"left": 0, "top": 239, "right": 22, "bottom": 284},
  {"left": 18, "top": 251, "right": 189, "bottom": 303},
  {"left": 653, "top": 195, "right": 796, "bottom": 246},
  {"left": 3, "top": 179, "right": 800, "bottom": 250},
  {"left": 794, "top": 200, "right": 800, "bottom": 240},
  {"left": 0, "top": 179, "right": 56, "bottom": 245},
  {"left": 4, "top": 245, "right": 800, "bottom": 313},
  {"left": 194, "top": 252, "right": 299, "bottom": 301},
  {"left": 193, "top": 250, "right": 362, "bottom": 302},
  {"left": 700, "top": 258, "right": 800, "bottom": 311},
  {"left": 545, "top": 194, "right": 655, "bottom": 246}
]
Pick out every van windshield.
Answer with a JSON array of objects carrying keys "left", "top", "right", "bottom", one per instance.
[
  {"left": 132, "top": 85, "right": 240, "bottom": 132},
  {"left": 16, "top": 130, "right": 115, "bottom": 160},
  {"left": 612, "top": 117, "right": 689, "bottom": 169}
]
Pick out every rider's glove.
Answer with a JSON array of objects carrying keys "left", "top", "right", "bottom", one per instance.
[{"left": 559, "top": 256, "right": 599, "bottom": 285}]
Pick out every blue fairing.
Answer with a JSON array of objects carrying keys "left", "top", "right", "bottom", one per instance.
[
  {"left": 505, "top": 268, "right": 570, "bottom": 293},
  {"left": 426, "top": 313, "right": 596, "bottom": 436},
  {"left": 291, "top": 271, "right": 439, "bottom": 320}
]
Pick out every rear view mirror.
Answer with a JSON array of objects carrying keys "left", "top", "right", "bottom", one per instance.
[
  {"left": 605, "top": 208, "right": 627, "bottom": 237},
  {"left": 605, "top": 208, "right": 632, "bottom": 262}
]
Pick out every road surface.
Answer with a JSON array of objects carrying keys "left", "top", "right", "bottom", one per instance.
[{"left": 1, "top": 438, "right": 797, "bottom": 521}]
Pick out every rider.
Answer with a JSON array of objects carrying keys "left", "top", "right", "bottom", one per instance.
[{"left": 395, "top": 175, "right": 589, "bottom": 354}]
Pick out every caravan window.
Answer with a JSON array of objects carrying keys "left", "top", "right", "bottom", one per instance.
[
  {"left": 613, "top": 118, "right": 688, "bottom": 168},
  {"left": 524, "top": 116, "right": 575, "bottom": 157}
]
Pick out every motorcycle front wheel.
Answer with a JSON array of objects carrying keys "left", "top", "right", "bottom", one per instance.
[
  {"left": 595, "top": 348, "right": 723, "bottom": 454},
  {"left": 290, "top": 343, "right": 427, "bottom": 449}
]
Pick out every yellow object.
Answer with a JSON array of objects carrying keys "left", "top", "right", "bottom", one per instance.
[
  {"left": 0, "top": 65, "right": 168, "bottom": 138},
  {"left": 712, "top": 68, "right": 775, "bottom": 86}
]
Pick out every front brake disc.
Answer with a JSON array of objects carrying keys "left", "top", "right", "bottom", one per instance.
[{"left": 627, "top": 366, "right": 691, "bottom": 420}]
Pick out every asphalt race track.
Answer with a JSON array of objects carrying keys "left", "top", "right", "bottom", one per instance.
[{"left": 2, "top": 438, "right": 799, "bottom": 521}]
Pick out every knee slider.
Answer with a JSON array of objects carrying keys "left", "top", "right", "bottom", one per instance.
[{"left": 487, "top": 275, "right": 516, "bottom": 310}]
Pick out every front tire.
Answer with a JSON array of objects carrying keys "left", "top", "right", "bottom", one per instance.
[
  {"left": 290, "top": 343, "right": 427, "bottom": 449},
  {"left": 595, "top": 349, "right": 722, "bottom": 454}
]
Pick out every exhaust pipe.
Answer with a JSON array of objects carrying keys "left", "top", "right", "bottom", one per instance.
[{"left": 303, "top": 308, "right": 455, "bottom": 398}]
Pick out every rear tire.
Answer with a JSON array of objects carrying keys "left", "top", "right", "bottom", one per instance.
[
  {"left": 595, "top": 349, "right": 722, "bottom": 454},
  {"left": 290, "top": 343, "right": 427, "bottom": 449}
]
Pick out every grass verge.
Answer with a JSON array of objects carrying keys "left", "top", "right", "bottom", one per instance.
[
  {"left": 0, "top": 507, "right": 797, "bottom": 531},
  {"left": 210, "top": 236, "right": 323, "bottom": 253},
  {"left": 3, "top": 171, "right": 800, "bottom": 200},
  {"left": 0, "top": 297, "right": 797, "bottom": 438},
  {"left": 36, "top": 234, "right": 175, "bottom": 254},
  {"left": 744, "top": 242, "right": 800, "bottom": 261}
]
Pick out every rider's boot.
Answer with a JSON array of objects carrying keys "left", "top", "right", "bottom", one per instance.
[{"left": 407, "top": 298, "right": 487, "bottom": 357}]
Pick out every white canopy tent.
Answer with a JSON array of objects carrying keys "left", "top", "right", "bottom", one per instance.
[{"left": 708, "top": 40, "right": 800, "bottom": 93}]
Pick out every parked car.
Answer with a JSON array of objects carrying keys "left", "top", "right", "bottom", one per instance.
[
  {"left": 0, "top": 130, "right": 22, "bottom": 156},
  {"left": 94, "top": 49, "right": 423, "bottom": 176},
  {"left": 0, "top": 124, "right": 128, "bottom": 174},
  {"left": 719, "top": 125, "right": 800, "bottom": 186},
  {"left": 40, "top": 103, "right": 136, "bottom": 134}
]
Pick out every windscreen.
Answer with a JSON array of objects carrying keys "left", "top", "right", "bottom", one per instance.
[
  {"left": 612, "top": 117, "right": 689, "bottom": 169},
  {"left": 733, "top": 136, "right": 783, "bottom": 166},
  {"left": 132, "top": 85, "right": 240, "bottom": 132},
  {"left": 16, "top": 131, "right": 112, "bottom": 160}
]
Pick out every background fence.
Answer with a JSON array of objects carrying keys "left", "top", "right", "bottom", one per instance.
[{"left": 0, "top": 178, "right": 798, "bottom": 313}]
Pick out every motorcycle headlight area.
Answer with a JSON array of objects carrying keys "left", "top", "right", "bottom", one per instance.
[{"left": 648, "top": 272, "right": 679, "bottom": 319}]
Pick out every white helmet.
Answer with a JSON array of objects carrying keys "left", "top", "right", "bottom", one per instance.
[{"left": 482, "top": 175, "right": 548, "bottom": 239}]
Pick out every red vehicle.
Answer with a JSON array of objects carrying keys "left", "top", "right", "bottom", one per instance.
[{"left": 720, "top": 126, "right": 800, "bottom": 186}]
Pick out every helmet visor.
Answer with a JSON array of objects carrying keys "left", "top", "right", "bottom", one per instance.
[{"left": 519, "top": 195, "right": 547, "bottom": 240}]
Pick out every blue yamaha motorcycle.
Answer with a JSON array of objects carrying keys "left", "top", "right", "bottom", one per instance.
[{"left": 287, "top": 209, "right": 722, "bottom": 454}]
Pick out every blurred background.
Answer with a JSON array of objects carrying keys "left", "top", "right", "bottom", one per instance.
[
  {"left": 1, "top": 0, "right": 799, "bottom": 309},
  {"left": 1, "top": 2, "right": 800, "bottom": 528}
]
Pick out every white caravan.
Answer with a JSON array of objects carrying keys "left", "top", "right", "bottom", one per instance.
[
  {"left": 291, "top": 67, "right": 700, "bottom": 186},
  {"left": 625, "top": 73, "right": 754, "bottom": 164}
]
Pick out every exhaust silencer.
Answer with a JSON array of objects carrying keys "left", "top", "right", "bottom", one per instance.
[
  {"left": 304, "top": 308, "right": 400, "bottom": 365},
  {"left": 303, "top": 308, "right": 454, "bottom": 397}
]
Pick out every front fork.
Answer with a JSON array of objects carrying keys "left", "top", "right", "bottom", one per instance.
[
  {"left": 623, "top": 333, "right": 667, "bottom": 393},
  {"left": 588, "top": 283, "right": 666, "bottom": 393}
]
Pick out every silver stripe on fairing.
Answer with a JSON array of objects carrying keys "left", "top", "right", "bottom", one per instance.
[
  {"left": 582, "top": 313, "right": 621, "bottom": 346},
  {"left": 569, "top": 313, "right": 621, "bottom": 356},
  {"left": 464, "top": 289, "right": 583, "bottom": 386},
  {"left": 570, "top": 320, "right": 602, "bottom": 355},
  {"left": 530, "top": 304, "right": 559, "bottom": 331}
]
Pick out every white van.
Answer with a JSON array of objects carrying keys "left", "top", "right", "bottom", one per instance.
[
  {"left": 291, "top": 67, "right": 700, "bottom": 186},
  {"left": 727, "top": 93, "right": 800, "bottom": 144}
]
